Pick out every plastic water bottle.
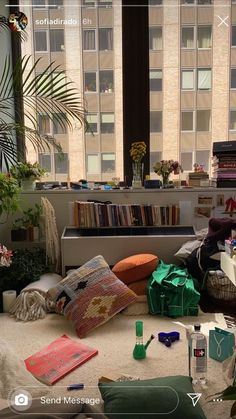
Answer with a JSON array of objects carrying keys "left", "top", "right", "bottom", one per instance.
[{"left": 188, "top": 324, "right": 207, "bottom": 385}]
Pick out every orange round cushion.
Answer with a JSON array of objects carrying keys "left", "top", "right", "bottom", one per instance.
[{"left": 112, "top": 254, "right": 159, "bottom": 285}]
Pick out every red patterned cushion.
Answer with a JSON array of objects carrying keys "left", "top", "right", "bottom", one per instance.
[{"left": 48, "top": 255, "right": 137, "bottom": 338}]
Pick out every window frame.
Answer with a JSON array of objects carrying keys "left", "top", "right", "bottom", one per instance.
[
  {"left": 197, "top": 68, "right": 212, "bottom": 90},
  {"left": 49, "top": 28, "right": 65, "bottom": 52},
  {"left": 150, "top": 111, "right": 162, "bottom": 133},
  {"left": 231, "top": 68, "right": 236, "bottom": 89},
  {"left": 101, "top": 152, "right": 116, "bottom": 173},
  {"left": 98, "top": 27, "right": 113, "bottom": 51},
  {"left": 229, "top": 109, "right": 236, "bottom": 131},
  {"left": 181, "top": 110, "right": 194, "bottom": 132},
  {"left": 83, "top": 28, "right": 97, "bottom": 51},
  {"left": 87, "top": 153, "right": 100, "bottom": 174},
  {"left": 85, "top": 113, "right": 99, "bottom": 134},
  {"left": 181, "top": 26, "right": 195, "bottom": 49},
  {"left": 100, "top": 112, "right": 115, "bottom": 134},
  {"left": 196, "top": 109, "right": 211, "bottom": 132},
  {"left": 197, "top": 25, "right": 212, "bottom": 50},
  {"left": 34, "top": 30, "right": 49, "bottom": 53},
  {"left": 149, "top": 26, "right": 162, "bottom": 51},
  {"left": 181, "top": 69, "right": 195, "bottom": 90},
  {"left": 84, "top": 71, "right": 98, "bottom": 93},
  {"left": 149, "top": 69, "right": 162, "bottom": 92}
]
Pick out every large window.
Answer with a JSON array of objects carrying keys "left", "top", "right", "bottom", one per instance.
[
  {"left": 84, "top": 72, "right": 97, "bottom": 92},
  {"left": 35, "top": 31, "right": 47, "bottom": 52},
  {"left": 181, "top": 111, "right": 193, "bottom": 131},
  {"left": 231, "top": 69, "right": 236, "bottom": 89},
  {"left": 181, "top": 150, "right": 210, "bottom": 172},
  {"left": 83, "top": 29, "right": 96, "bottom": 50},
  {"left": 86, "top": 114, "right": 98, "bottom": 133},
  {"left": 54, "top": 153, "right": 68, "bottom": 174},
  {"left": 38, "top": 114, "right": 50, "bottom": 135},
  {"left": 181, "top": 152, "right": 193, "bottom": 171},
  {"left": 196, "top": 110, "right": 211, "bottom": 131},
  {"left": 50, "top": 29, "right": 64, "bottom": 52},
  {"left": 149, "top": 27, "right": 162, "bottom": 50},
  {"left": 99, "top": 28, "right": 113, "bottom": 50},
  {"left": 197, "top": 26, "right": 212, "bottom": 49},
  {"left": 150, "top": 70, "right": 162, "bottom": 91},
  {"left": 101, "top": 153, "right": 115, "bottom": 173},
  {"left": 150, "top": 111, "right": 162, "bottom": 132},
  {"left": 99, "top": 70, "right": 114, "bottom": 93},
  {"left": 100, "top": 113, "right": 114, "bottom": 133},
  {"left": 150, "top": 151, "right": 162, "bottom": 172},
  {"left": 230, "top": 110, "right": 236, "bottom": 130},
  {"left": 232, "top": 26, "right": 236, "bottom": 47},
  {"left": 182, "top": 70, "right": 194, "bottom": 90},
  {"left": 53, "top": 113, "right": 67, "bottom": 134},
  {"left": 197, "top": 69, "right": 211, "bottom": 90},
  {"left": 39, "top": 154, "right": 52, "bottom": 173},
  {"left": 87, "top": 154, "right": 99, "bottom": 174},
  {"left": 195, "top": 150, "right": 210, "bottom": 171},
  {"left": 182, "top": 27, "right": 194, "bottom": 48}
]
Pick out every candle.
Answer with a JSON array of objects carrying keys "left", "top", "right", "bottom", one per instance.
[{"left": 2, "top": 290, "right": 17, "bottom": 313}]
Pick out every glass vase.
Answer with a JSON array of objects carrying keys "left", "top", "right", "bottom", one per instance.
[
  {"left": 161, "top": 173, "right": 170, "bottom": 188},
  {"left": 132, "top": 162, "right": 144, "bottom": 189}
]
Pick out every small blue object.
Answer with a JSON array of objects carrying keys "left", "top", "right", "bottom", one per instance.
[
  {"left": 158, "top": 332, "right": 180, "bottom": 347},
  {"left": 67, "top": 383, "right": 84, "bottom": 391}
]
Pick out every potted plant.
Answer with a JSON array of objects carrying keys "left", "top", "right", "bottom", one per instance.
[
  {"left": 153, "top": 160, "right": 183, "bottom": 188},
  {"left": 10, "top": 161, "right": 47, "bottom": 190},
  {"left": 0, "top": 173, "right": 20, "bottom": 223},
  {"left": 11, "top": 204, "right": 43, "bottom": 241},
  {"left": 11, "top": 218, "right": 27, "bottom": 241}
]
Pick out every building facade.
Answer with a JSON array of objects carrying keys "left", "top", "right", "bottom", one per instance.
[{"left": 20, "top": 0, "right": 236, "bottom": 182}]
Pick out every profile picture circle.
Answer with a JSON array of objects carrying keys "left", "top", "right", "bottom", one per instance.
[{"left": 8, "top": 11, "right": 28, "bottom": 32}]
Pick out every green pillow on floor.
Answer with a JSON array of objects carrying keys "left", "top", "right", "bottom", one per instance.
[{"left": 99, "top": 375, "right": 207, "bottom": 419}]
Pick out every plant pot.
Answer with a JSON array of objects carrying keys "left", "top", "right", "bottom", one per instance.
[
  {"left": 11, "top": 228, "right": 27, "bottom": 241},
  {"left": 132, "top": 162, "right": 144, "bottom": 189},
  {"left": 21, "top": 179, "right": 36, "bottom": 191}
]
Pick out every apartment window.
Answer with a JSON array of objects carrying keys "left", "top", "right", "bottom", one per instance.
[
  {"left": 231, "top": 69, "right": 236, "bottom": 88},
  {"left": 33, "top": 0, "right": 45, "bottom": 8},
  {"left": 197, "top": 69, "right": 211, "bottom": 90},
  {"left": 181, "top": 111, "right": 193, "bottom": 131},
  {"left": 181, "top": 0, "right": 194, "bottom": 3},
  {"left": 49, "top": 0, "right": 63, "bottom": 8},
  {"left": 197, "top": 26, "right": 212, "bottom": 49},
  {"left": 149, "top": 0, "right": 163, "bottom": 4},
  {"left": 86, "top": 114, "right": 98, "bottom": 134},
  {"left": 99, "top": 70, "right": 113, "bottom": 93},
  {"left": 54, "top": 153, "right": 68, "bottom": 174},
  {"left": 87, "top": 154, "right": 99, "bottom": 174},
  {"left": 84, "top": 72, "right": 97, "bottom": 92},
  {"left": 38, "top": 114, "right": 50, "bottom": 135},
  {"left": 53, "top": 113, "right": 67, "bottom": 134},
  {"left": 197, "top": 0, "right": 212, "bottom": 4},
  {"left": 230, "top": 110, "right": 236, "bottom": 130},
  {"left": 50, "top": 29, "right": 64, "bottom": 52},
  {"left": 182, "top": 70, "right": 194, "bottom": 90},
  {"left": 182, "top": 27, "right": 194, "bottom": 48},
  {"left": 35, "top": 31, "right": 47, "bottom": 52},
  {"left": 196, "top": 110, "right": 211, "bottom": 131},
  {"left": 181, "top": 152, "right": 193, "bottom": 171},
  {"left": 150, "top": 70, "right": 162, "bottom": 91},
  {"left": 101, "top": 153, "right": 115, "bottom": 173},
  {"left": 98, "top": 0, "right": 112, "bottom": 7},
  {"left": 99, "top": 28, "right": 113, "bottom": 50},
  {"left": 149, "top": 27, "right": 162, "bottom": 50},
  {"left": 83, "top": 29, "right": 96, "bottom": 50},
  {"left": 101, "top": 113, "right": 114, "bottom": 133},
  {"left": 196, "top": 150, "right": 210, "bottom": 171},
  {"left": 38, "top": 154, "right": 52, "bottom": 173},
  {"left": 150, "top": 111, "right": 162, "bottom": 132},
  {"left": 83, "top": 0, "right": 95, "bottom": 6},
  {"left": 232, "top": 26, "right": 236, "bottom": 47},
  {"left": 150, "top": 151, "right": 162, "bottom": 172}
]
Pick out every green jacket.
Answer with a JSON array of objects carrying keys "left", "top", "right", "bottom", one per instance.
[{"left": 147, "top": 260, "right": 200, "bottom": 317}]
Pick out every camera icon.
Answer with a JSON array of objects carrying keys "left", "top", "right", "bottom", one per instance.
[{"left": 15, "top": 393, "right": 29, "bottom": 406}]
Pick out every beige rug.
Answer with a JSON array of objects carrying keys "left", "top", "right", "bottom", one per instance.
[{"left": 0, "top": 311, "right": 234, "bottom": 418}]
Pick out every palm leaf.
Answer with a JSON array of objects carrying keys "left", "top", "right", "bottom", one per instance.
[{"left": 0, "top": 55, "right": 88, "bottom": 169}]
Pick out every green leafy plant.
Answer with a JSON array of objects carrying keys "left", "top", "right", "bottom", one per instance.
[
  {"left": 0, "top": 173, "right": 20, "bottom": 222},
  {"left": 22, "top": 204, "right": 42, "bottom": 227},
  {"left": 0, "top": 53, "right": 88, "bottom": 170},
  {"left": 10, "top": 161, "right": 47, "bottom": 181}
]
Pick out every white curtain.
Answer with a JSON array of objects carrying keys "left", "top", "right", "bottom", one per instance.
[
  {"left": 198, "top": 70, "right": 211, "bottom": 89},
  {"left": 198, "top": 27, "right": 211, "bottom": 48},
  {"left": 151, "top": 28, "right": 162, "bottom": 50},
  {"left": 182, "top": 71, "right": 194, "bottom": 89}
]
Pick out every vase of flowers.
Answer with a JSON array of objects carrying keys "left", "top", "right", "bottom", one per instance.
[
  {"left": 153, "top": 160, "right": 183, "bottom": 188},
  {"left": 10, "top": 161, "right": 47, "bottom": 190},
  {"left": 129, "top": 141, "right": 147, "bottom": 188}
]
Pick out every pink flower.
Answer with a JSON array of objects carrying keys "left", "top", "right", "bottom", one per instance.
[{"left": 0, "top": 244, "right": 13, "bottom": 267}]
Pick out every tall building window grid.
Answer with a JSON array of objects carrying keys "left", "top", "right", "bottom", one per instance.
[
  {"left": 180, "top": 150, "right": 210, "bottom": 171},
  {"left": 181, "top": 25, "right": 212, "bottom": 49},
  {"left": 181, "top": 110, "right": 211, "bottom": 131},
  {"left": 181, "top": 68, "right": 212, "bottom": 90},
  {"left": 38, "top": 152, "right": 69, "bottom": 175},
  {"left": 34, "top": 29, "right": 65, "bottom": 52},
  {"left": 86, "top": 153, "right": 115, "bottom": 174}
]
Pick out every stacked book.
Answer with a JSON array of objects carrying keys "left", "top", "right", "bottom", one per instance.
[
  {"left": 212, "top": 155, "right": 236, "bottom": 188},
  {"left": 73, "top": 201, "right": 180, "bottom": 228},
  {"left": 188, "top": 172, "right": 209, "bottom": 187}
]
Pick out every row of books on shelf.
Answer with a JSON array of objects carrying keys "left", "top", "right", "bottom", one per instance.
[{"left": 72, "top": 201, "right": 180, "bottom": 227}]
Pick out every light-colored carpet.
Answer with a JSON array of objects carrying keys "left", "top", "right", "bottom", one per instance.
[{"left": 0, "top": 311, "right": 234, "bottom": 418}]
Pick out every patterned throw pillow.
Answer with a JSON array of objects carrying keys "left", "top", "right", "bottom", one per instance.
[{"left": 48, "top": 255, "right": 137, "bottom": 338}]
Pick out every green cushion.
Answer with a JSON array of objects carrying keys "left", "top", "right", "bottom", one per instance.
[{"left": 99, "top": 375, "right": 207, "bottom": 419}]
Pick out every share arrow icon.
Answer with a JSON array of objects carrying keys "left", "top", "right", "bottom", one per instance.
[{"left": 187, "top": 393, "right": 202, "bottom": 407}]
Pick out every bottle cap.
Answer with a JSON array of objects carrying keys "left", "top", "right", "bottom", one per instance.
[
  {"left": 136, "top": 320, "right": 143, "bottom": 337},
  {"left": 194, "top": 324, "right": 201, "bottom": 331}
]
